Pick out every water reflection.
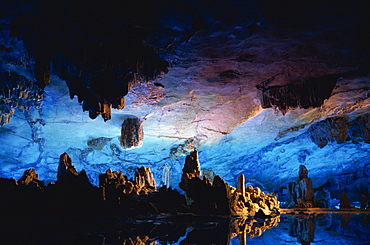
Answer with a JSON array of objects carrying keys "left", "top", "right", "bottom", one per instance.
[
  {"left": 0, "top": 213, "right": 369, "bottom": 244},
  {"left": 282, "top": 213, "right": 370, "bottom": 245}
]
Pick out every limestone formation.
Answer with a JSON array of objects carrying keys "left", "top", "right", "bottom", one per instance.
[
  {"left": 287, "top": 165, "right": 314, "bottom": 208},
  {"left": 161, "top": 164, "right": 171, "bottom": 189},
  {"left": 314, "top": 189, "right": 331, "bottom": 208},
  {"left": 87, "top": 137, "right": 112, "bottom": 150},
  {"left": 179, "top": 151, "right": 280, "bottom": 216},
  {"left": 18, "top": 168, "right": 44, "bottom": 188},
  {"left": 288, "top": 215, "right": 316, "bottom": 244},
  {"left": 57, "top": 152, "right": 78, "bottom": 178},
  {"left": 179, "top": 150, "right": 201, "bottom": 192},
  {"left": 260, "top": 72, "right": 353, "bottom": 115},
  {"left": 135, "top": 167, "right": 156, "bottom": 193},
  {"left": 0, "top": 151, "right": 279, "bottom": 219},
  {"left": 120, "top": 117, "right": 144, "bottom": 149},
  {"left": 230, "top": 216, "right": 280, "bottom": 244},
  {"left": 0, "top": 72, "right": 43, "bottom": 126},
  {"left": 99, "top": 169, "right": 128, "bottom": 201},
  {"left": 308, "top": 117, "right": 349, "bottom": 148},
  {"left": 99, "top": 167, "right": 156, "bottom": 199},
  {"left": 340, "top": 192, "right": 351, "bottom": 209},
  {"left": 361, "top": 194, "right": 370, "bottom": 209}
]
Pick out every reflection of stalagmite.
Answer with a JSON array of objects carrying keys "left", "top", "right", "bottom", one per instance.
[
  {"left": 119, "top": 236, "right": 156, "bottom": 245},
  {"left": 288, "top": 215, "right": 316, "bottom": 244},
  {"left": 229, "top": 216, "right": 281, "bottom": 245}
]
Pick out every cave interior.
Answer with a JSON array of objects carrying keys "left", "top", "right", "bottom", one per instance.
[{"left": 0, "top": 0, "right": 370, "bottom": 244}]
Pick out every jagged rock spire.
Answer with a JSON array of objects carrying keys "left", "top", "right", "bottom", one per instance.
[{"left": 57, "top": 152, "right": 78, "bottom": 179}]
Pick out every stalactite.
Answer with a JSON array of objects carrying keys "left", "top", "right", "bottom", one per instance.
[
  {"left": 120, "top": 117, "right": 144, "bottom": 150},
  {"left": 260, "top": 73, "right": 352, "bottom": 114},
  {"left": 0, "top": 72, "right": 43, "bottom": 126}
]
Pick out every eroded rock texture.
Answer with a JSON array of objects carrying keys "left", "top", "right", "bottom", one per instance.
[
  {"left": 99, "top": 167, "right": 156, "bottom": 202},
  {"left": 340, "top": 192, "right": 351, "bottom": 209},
  {"left": 0, "top": 72, "right": 43, "bottom": 126},
  {"left": 230, "top": 216, "right": 280, "bottom": 243},
  {"left": 0, "top": 152, "right": 187, "bottom": 218},
  {"left": 260, "top": 73, "right": 341, "bottom": 114},
  {"left": 288, "top": 215, "right": 316, "bottom": 244},
  {"left": 179, "top": 150, "right": 201, "bottom": 192},
  {"left": 120, "top": 117, "right": 144, "bottom": 149},
  {"left": 57, "top": 152, "right": 78, "bottom": 178},
  {"left": 18, "top": 168, "right": 44, "bottom": 188},
  {"left": 135, "top": 166, "right": 156, "bottom": 192},
  {"left": 179, "top": 151, "right": 280, "bottom": 216},
  {"left": 308, "top": 113, "right": 370, "bottom": 147},
  {"left": 4, "top": 0, "right": 177, "bottom": 121},
  {"left": 287, "top": 165, "right": 314, "bottom": 208}
]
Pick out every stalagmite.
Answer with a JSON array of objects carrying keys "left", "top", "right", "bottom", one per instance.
[
  {"left": 135, "top": 166, "right": 156, "bottom": 191},
  {"left": 340, "top": 192, "right": 351, "bottom": 209},
  {"left": 237, "top": 174, "right": 246, "bottom": 197},
  {"left": 179, "top": 150, "right": 201, "bottom": 192},
  {"left": 179, "top": 151, "right": 280, "bottom": 216},
  {"left": 57, "top": 152, "right": 78, "bottom": 179},
  {"left": 162, "top": 165, "right": 171, "bottom": 189},
  {"left": 18, "top": 168, "right": 44, "bottom": 188},
  {"left": 287, "top": 165, "right": 314, "bottom": 208}
]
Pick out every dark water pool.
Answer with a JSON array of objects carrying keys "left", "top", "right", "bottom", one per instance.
[{"left": 0, "top": 213, "right": 369, "bottom": 244}]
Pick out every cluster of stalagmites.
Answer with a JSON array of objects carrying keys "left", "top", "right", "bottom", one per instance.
[
  {"left": 0, "top": 151, "right": 280, "bottom": 219},
  {"left": 179, "top": 150, "right": 280, "bottom": 216},
  {"left": 0, "top": 72, "right": 43, "bottom": 126},
  {"left": 0, "top": 152, "right": 185, "bottom": 218},
  {"left": 287, "top": 165, "right": 370, "bottom": 209}
]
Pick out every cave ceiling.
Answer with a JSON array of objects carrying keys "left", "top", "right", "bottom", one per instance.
[{"left": 0, "top": 0, "right": 369, "bottom": 197}]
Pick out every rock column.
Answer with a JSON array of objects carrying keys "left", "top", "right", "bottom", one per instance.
[{"left": 288, "top": 165, "right": 314, "bottom": 208}]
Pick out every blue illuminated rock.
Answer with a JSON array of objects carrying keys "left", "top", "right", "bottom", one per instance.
[{"left": 287, "top": 165, "right": 314, "bottom": 208}]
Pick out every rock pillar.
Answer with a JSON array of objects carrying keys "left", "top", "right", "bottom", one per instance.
[
  {"left": 288, "top": 165, "right": 314, "bottom": 208},
  {"left": 340, "top": 192, "right": 351, "bottom": 209},
  {"left": 179, "top": 150, "right": 201, "bottom": 191},
  {"left": 236, "top": 174, "right": 245, "bottom": 197},
  {"left": 57, "top": 152, "right": 78, "bottom": 179}
]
